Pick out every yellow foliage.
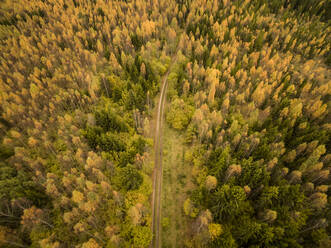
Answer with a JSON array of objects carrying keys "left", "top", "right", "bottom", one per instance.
[
  {"left": 81, "top": 239, "right": 101, "bottom": 248},
  {"left": 205, "top": 175, "right": 217, "bottom": 191},
  {"left": 72, "top": 190, "right": 84, "bottom": 203},
  {"left": 183, "top": 199, "right": 198, "bottom": 218},
  {"left": 208, "top": 223, "right": 223, "bottom": 240}
]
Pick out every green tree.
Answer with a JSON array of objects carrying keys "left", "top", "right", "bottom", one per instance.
[
  {"left": 166, "top": 98, "right": 194, "bottom": 130},
  {"left": 115, "top": 165, "right": 143, "bottom": 191}
]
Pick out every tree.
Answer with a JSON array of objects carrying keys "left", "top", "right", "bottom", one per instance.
[
  {"left": 183, "top": 198, "right": 198, "bottom": 218},
  {"left": 208, "top": 223, "right": 223, "bottom": 240},
  {"left": 197, "top": 209, "right": 212, "bottom": 231},
  {"left": 288, "top": 170, "right": 302, "bottom": 184},
  {"left": 183, "top": 80, "right": 190, "bottom": 95},
  {"left": 259, "top": 209, "right": 277, "bottom": 223},
  {"left": 211, "top": 185, "right": 247, "bottom": 221},
  {"left": 309, "top": 193, "right": 327, "bottom": 210},
  {"left": 225, "top": 164, "right": 242, "bottom": 182},
  {"left": 132, "top": 226, "right": 152, "bottom": 248},
  {"left": 115, "top": 165, "right": 143, "bottom": 191},
  {"left": 284, "top": 150, "right": 296, "bottom": 163},
  {"left": 72, "top": 190, "right": 85, "bottom": 204},
  {"left": 128, "top": 204, "right": 142, "bottom": 225},
  {"left": 258, "top": 186, "right": 279, "bottom": 207},
  {"left": 82, "top": 238, "right": 101, "bottom": 248},
  {"left": 166, "top": 98, "right": 194, "bottom": 130},
  {"left": 21, "top": 206, "right": 53, "bottom": 229},
  {"left": 206, "top": 175, "right": 217, "bottom": 191}
]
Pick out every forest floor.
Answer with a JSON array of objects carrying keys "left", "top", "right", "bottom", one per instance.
[{"left": 161, "top": 125, "right": 194, "bottom": 247}]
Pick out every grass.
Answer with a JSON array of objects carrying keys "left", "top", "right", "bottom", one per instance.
[{"left": 161, "top": 123, "right": 194, "bottom": 248}]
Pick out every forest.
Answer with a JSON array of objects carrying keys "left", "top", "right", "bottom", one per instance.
[{"left": 0, "top": 0, "right": 330, "bottom": 247}]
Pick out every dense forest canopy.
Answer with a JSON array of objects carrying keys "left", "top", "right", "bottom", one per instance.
[{"left": 0, "top": 0, "right": 330, "bottom": 247}]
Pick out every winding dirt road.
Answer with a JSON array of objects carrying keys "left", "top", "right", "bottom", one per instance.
[{"left": 151, "top": 52, "right": 178, "bottom": 248}]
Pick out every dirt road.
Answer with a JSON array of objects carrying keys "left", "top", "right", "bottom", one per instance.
[{"left": 151, "top": 53, "right": 178, "bottom": 248}]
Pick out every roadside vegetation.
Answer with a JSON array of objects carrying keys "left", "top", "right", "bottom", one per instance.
[{"left": 161, "top": 125, "right": 194, "bottom": 248}]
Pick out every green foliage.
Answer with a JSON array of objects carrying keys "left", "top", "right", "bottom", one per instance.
[
  {"left": 207, "top": 146, "right": 232, "bottom": 180},
  {"left": 210, "top": 228, "right": 237, "bottom": 248},
  {"left": 95, "top": 109, "right": 129, "bottom": 133},
  {"left": 183, "top": 198, "right": 199, "bottom": 218},
  {"left": 99, "top": 132, "right": 126, "bottom": 152},
  {"left": 132, "top": 226, "right": 153, "bottom": 248},
  {"left": 253, "top": 31, "right": 264, "bottom": 51},
  {"left": 114, "top": 165, "right": 143, "bottom": 191},
  {"left": 130, "top": 33, "right": 144, "bottom": 51},
  {"left": 166, "top": 98, "right": 194, "bottom": 130},
  {"left": 258, "top": 186, "right": 279, "bottom": 208},
  {"left": 210, "top": 185, "right": 249, "bottom": 221},
  {"left": 238, "top": 158, "right": 270, "bottom": 189},
  {"left": 0, "top": 162, "right": 48, "bottom": 229},
  {"left": 0, "top": 144, "right": 14, "bottom": 159}
]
